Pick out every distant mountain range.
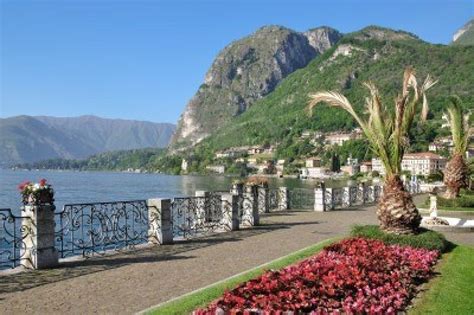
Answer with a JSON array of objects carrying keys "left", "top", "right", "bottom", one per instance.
[{"left": 0, "top": 115, "right": 175, "bottom": 166}]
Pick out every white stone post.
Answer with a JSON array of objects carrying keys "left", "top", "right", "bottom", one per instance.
[
  {"left": 314, "top": 183, "right": 326, "bottom": 212},
  {"left": 278, "top": 187, "right": 289, "bottom": 210},
  {"left": 221, "top": 193, "right": 239, "bottom": 231},
  {"left": 242, "top": 185, "right": 259, "bottom": 226},
  {"left": 257, "top": 185, "right": 269, "bottom": 214},
  {"left": 195, "top": 190, "right": 209, "bottom": 225},
  {"left": 359, "top": 183, "right": 367, "bottom": 205},
  {"left": 367, "top": 185, "right": 375, "bottom": 203},
  {"left": 21, "top": 204, "right": 59, "bottom": 269},
  {"left": 429, "top": 193, "right": 438, "bottom": 218},
  {"left": 147, "top": 198, "right": 174, "bottom": 245},
  {"left": 343, "top": 186, "right": 352, "bottom": 208}
]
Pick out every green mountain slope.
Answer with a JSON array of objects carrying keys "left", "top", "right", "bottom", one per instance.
[{"left": 196, "top": 26, "right": 474, "bottom": 153}]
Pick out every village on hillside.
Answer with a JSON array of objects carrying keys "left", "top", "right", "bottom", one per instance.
[{"left": 182, "top": 126, "right": 474, "bottom": 184}]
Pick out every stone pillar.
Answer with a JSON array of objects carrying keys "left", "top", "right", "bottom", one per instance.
[
  {"left": 242, "top": 185, "right": 259, "bottom": 226},
  {"left": 429, "top": 193, "right": 438, "bottom": 218},
  {"left": 359, "top": 183, "right": 367, "bottom": 204},
  {"left": 367, "top": 185, "right": 375, "bottom": 203},
  {"left": 21, "top": 204, "right": 59, "bottom": 269},
  {"left": 221, "top": 193, "right": 239, "bottom": 231},
  {"left": 257, "top": 185, "right": 269, "bottom": 214},
  {"left": 147, "top": 198, "right": 174, "bottom": 245},
  {"left": 343, "top": 186, "right": 351, "bottom": 208},
  {"left": 278, "top": 187, "right": 289, "bottom": 210},
  {"left": 314, "top": 183, "right": 326, "bottom": 212},
  {"left": 195, "top": 190, "right": 209, "bottom": 224}
]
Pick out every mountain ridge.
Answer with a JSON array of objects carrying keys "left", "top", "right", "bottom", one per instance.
[
  {"left": 0, "top": 115, "right": 175, "bottom": 166},
  {"left": 171, "top": 25, "right": 343, "bottom": 147}
]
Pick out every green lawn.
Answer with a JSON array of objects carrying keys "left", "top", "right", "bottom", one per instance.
[
  {"left": 144, "top": 238, "right": 338, "bottom": 315},
  {"left": 409, "top": 245, "right": 474, "bottom": 314}
]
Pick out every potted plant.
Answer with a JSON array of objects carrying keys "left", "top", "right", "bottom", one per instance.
[{"left": 18, "top": 179, "right": 54, "bottom": 206}]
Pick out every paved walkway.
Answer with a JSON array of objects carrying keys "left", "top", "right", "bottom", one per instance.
[{"left": 0, "top": 204, "right": 472, "bottom": 315}]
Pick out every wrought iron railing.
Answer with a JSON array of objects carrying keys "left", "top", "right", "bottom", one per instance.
[
  {"left": 0, "top": 208, "right": 31, "bottom": 270},
  {"left": 54, "top": 200, "right": 149, "bottom": 258},
  {"left": 170, "top": 193, "right": 225, "bottom": 239},
  {"left": 268, "top": 189, "right": 280, "bottom": 210},
  {"left": 288, "top": 188, "right": 314, "bottom": 209}
]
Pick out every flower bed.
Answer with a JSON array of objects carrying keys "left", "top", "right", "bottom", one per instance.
[{"left": 195, "top": 238, "right": 439, "bottom": 314}]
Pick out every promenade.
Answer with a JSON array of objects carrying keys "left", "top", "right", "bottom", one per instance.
[{"left": 1, "top": 202, "right": 472, "bottom": 315}]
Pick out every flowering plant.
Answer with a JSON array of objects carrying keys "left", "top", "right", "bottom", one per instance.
[
  {"left": 195, "top": 238, "right": 439, "bottom": 314},
  {"left": 18, "top": 179, "right": 54, "bottom": 205}
]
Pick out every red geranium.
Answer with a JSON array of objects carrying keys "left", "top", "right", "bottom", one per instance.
[
  {"left": 39, "top": 178, "right": 47, "bottom": 186},
  {"left": 195, "top": 238, "right": 439, "bottom": 314},
  {"left": 17, "top": 181, "right": 31, "bottom": 191}
]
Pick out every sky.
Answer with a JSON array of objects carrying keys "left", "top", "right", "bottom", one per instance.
[{"left": 0, "top": 0, "right": 472, "bottom": 124}]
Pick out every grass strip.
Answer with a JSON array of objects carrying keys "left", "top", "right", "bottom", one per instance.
[
  {"left": 142, "top": 237, "right": 339, "bottom": 315},
  {"left": 409, "top": 245, "right": 474, "bottom": 314}
]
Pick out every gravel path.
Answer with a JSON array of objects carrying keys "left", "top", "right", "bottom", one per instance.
[{"left": 0, "top": 204, "right": 472, "bottom": 315}]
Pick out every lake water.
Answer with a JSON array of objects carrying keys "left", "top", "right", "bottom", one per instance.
[{"left": 0, "top": 169, "right": 323, "bottom": 213}]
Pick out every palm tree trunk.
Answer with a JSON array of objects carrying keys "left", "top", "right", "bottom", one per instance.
[
  {"left": 443, "top": 153, "right": 467, "bottom": 199},
  {"left": 377, "top": 175, "right": 421, "bottom": 234}
]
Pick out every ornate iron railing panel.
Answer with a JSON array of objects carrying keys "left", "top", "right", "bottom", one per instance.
[
  {"left": 55, "top": 200, "right": 148, "bottom": 258},
  {"left": 268, "top": 189, "right": 280, "bottom": 210},
  {"left": 331, "top": 188, "right": 344, "bottom": 208},
  {"left": 171, "top": 194, "right": 224, "bottom": 239},
  {"left": 288, "top": 188, "right": 314, "bottom": 209},
  {"left": 0, "top": 208, "right": 31, "bottom": 269}
]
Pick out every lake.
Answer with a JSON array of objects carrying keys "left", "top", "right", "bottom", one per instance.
[{"left": 0, "top": 169, "right": 324, "bottom": 213}]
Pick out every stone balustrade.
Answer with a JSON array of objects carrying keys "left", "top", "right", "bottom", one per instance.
[{"left": 5, "top": 182, "right": 387, "bottom": 270}]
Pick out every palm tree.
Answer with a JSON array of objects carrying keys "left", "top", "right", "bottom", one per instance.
[
  {"left": 443, "top": 97, "right": 471, "bottom": 198},
  {"left": 307, "top": 68, "right": 437, "bottom": 234}
]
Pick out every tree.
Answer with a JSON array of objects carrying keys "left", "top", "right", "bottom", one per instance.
[
  {"left": 443, "top": 96, "right": 471, "bottom": 198},
  {"left": 308, "top": 68, "right": 437, "bottom": 234}
]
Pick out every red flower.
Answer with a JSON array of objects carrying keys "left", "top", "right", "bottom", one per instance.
[
  {"left": 39, "top": 178, "right": 47, "bottom": 186},
  {"left": 194, "top": 238, "right": 439, "bottom": 314},
  {"left": 17, "top": 181, "right": 30, "bottom": 191}
]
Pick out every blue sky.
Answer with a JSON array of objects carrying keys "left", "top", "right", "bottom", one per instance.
[{"left": 1, "top": 0, "right": 472, "bottom": 124}]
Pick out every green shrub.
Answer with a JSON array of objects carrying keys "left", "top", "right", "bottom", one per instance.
[
  {"left": 351, "top": 225, "right": 450, "bottom": 252},
  {"left": 436, "top": 194, "right": 474, "bottom": 208}
]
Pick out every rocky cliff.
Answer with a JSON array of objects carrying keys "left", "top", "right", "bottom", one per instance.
[
  {"left": 452, "top": 18, "right": 474, "bottom": 46},
  {"left": 171, "top": 25, "right": 342, "bottom": 147}
]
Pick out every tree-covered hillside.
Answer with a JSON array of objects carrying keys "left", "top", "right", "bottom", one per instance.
[{"left": 196, "top": 26, "right": 473, "bottom": 152}]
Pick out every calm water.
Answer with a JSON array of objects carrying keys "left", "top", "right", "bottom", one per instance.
[{"left": 0, "top": 169, "right": 323, "bottom": 213}]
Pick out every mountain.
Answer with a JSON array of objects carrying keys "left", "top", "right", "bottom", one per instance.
[
  {"left": 185, "top": 26, "right": 474, "bottom": 158},
  {"left": 171, "top": 25, "right": 342, "bottom": 147},
  {"left": 452, "top": 18, "right": 474, "bottom": 46},
  {"left": 0, "top": 115, "right": 175, "bottom": 166}
]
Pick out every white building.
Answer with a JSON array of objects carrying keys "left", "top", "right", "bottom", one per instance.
[
  {"left": 301, "top": 167, "right": 328, "bottom": 179},
  {"left": 306, "top": 158, "right": 321, "bottom": 168},
  {"left": 372, "top": 153, "right": 447, "bottom": 176},
  {"left": 325, "top": 133, "right": 353, "bottom": 146},
  {"left": 181, "top": 159, "right": 189, "bottom": 172},
  {"left": 401, "top": 152, "right": 446, "bottom": 176},
  {"left": 206, "top": 165, "right": 225, "bottom": 174},
  {"left": 371, "top": 158, "right": 386, "bottom": 175}
]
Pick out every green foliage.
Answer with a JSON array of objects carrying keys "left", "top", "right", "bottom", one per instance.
[
  {"left": 434, "top": 193, "right": 474, "bottom": 208},
  {"left": 445, "top": 96, "right": 471, "bottom": 155},
  {"left": 18, "top": 148, "right": 166, "bottom": 172},
  {"left": 350, "top": 224, "right": 450, "bottom": 252}
]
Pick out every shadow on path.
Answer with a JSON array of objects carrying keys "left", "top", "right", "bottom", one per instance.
[{"left": 0, "top": 217, "right": 321, "bottom": 295}]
